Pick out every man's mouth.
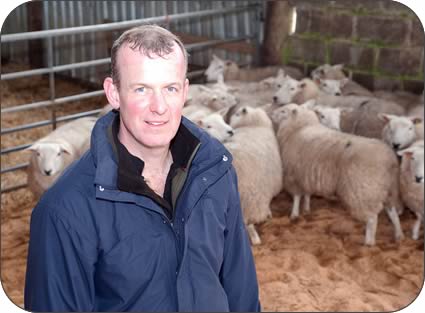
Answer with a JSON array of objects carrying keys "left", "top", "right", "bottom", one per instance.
[{"left": 146, "top": 121, "right": 168, "bottom": 126}]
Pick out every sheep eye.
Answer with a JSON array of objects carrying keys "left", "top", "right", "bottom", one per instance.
[
  {"left": 290, "top": 87, "right": 295, "bottom": 91},
  {"left": 277, "top": 84, "right": 282, "bottom": 88},
  {"left": 320, "top": 114, "right": 325, "bottom": 119},
  {"left": 36, "top": 152, "right": 41, "bottom": 157},
  {"left": 206, "top": 125, "right": 211, "bottom": 129},
  {"left": 57, "top": 152, "right": 62, "bottom": 156}
]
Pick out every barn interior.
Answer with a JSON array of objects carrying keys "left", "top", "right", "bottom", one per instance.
[{"left": 1, "top": 1, "right": 424, "bottom": 311}]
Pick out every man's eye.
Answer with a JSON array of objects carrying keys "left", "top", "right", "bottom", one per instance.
[
  {"left": 136, "top": 87, "right": 145, "bottom": 93},
  {"left": 167, "top": 86, "right": 178, "bottom": 93}
]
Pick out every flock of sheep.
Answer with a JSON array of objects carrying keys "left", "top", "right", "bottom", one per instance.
[{"left": 26, "top": 54, "right": 424, "bottom": 246}]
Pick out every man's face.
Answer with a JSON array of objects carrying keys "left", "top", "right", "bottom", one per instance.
[{"left": 112, "top": 43, "right": 188, "bottom": 154}]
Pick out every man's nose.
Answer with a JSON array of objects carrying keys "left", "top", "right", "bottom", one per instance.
[{"left": 149, "top": 92, "right": 167, "bottom": 114}]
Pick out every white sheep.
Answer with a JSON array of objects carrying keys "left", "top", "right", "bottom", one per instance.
[
  {"left": 312, "top": 105, "right": 400, "bottom": 139},
  {"left": 311, "top": 64, "right": 373, "bottom": 97},
  {"left": 186, "top": 84, "right": 237, "bottom": 110},
  {"left": 204, "top": 54, "right": 303, "bottom": 82},
  {"left": 197, "top": 112, "right": 234, "bottom": 142},
  {"left": 380, "top": 114, "right": 423, "bottom": 150},
  {"left": 312, "top": 105, "right": 342, "bottom": 130},
  {"left": 397, "top": 140, "right": 424, "bottom": 240},
  {"left": 224, "top": 106, "right": 283, "bottom": 245},
  {"left": 274, "top": 104, "right": 404, "bottom": 246},
  {"left": 27, "top": 116, "right": 97, "bottom": 198}
]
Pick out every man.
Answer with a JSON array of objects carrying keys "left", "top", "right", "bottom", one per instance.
[{"left": 24, "top": 24, "right": 260, "bottom": 312}]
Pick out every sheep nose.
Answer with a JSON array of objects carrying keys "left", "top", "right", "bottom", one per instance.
[
  {"left": 392, "top": 143, "right": 400, "bottom": 150},
  {"left": 44, "top": 169, "right": 52, "bottom": 176},
  {"left": 228, "top": 130, "right": 234, "bottom": 136},
  {"left": 273, "top": 96, "right": 278, "bottom": 103},
  {"left": 415, "top": 176, "right": 423, "bottom": 183}
]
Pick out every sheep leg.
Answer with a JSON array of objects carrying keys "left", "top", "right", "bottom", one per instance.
[
  {"left": 412, "top": 214, "right": 423, "bottom": 240},
  {"left": 290, "top": 194, "right": 301, "bottom": 220},
  {"left": 365, "top": 215, "right": 377, "bottom": 246},
  {"left": 303, "top": 194, "right": 311, "bottom": 214},
  {"left": 247, "top": 224, "right": 262, "bottom": 245},
  {"left": 385, "top": 206, "right": 404, "bottom": 241}
]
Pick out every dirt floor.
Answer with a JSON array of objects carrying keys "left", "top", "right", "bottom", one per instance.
[
  {"left": 1, "top": 63, "right": 423, "bottom": 311},
  {"left": 1, "top": 188, "right": 423, "bottom": 311}
]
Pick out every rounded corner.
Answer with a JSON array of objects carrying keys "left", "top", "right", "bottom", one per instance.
[
  {"left": 0, "top": 279, "right": 28, "bottom": 312},
  {"left": 393, "top": 0, "right": 425, "bottom": 34},
  {"left": 0, "top": 0, "right": 32, "bottom": 35}
]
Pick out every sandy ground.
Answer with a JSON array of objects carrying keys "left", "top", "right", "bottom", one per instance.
[
  {"left": 1, "top": 63, "right": 423, "bottom": 311},
  {"left": 1, "top": 188, "right": 423, "bottom": 311}
]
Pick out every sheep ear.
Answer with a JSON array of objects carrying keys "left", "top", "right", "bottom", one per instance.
[
  {"left": 340, "top": 77, "right": 349, "bottom": 87},
  {"left": 27, "top": 142, "right": 41, "bottom": 152},
  {"left": 378, "top": 113, "right": 392, "bottom": 124},
  {"left": 411, "top": 117, "right": 423, "bottom": 125},
  {"left": 217, "top": 106, "right": 229, "bottom": 117},
  {"left": 397, "top": 149, "right": 413, "bottom": 158},
  {"left": 59, "top": 141, "right": 73, "bottom": 154}
]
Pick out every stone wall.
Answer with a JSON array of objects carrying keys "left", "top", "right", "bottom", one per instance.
[{"left": 282, "top": 0, "right": 424, "bottom": 93}]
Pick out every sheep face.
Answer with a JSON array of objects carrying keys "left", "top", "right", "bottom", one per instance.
[
  {"left": 318, "top": 78, "right": 348, "bottom": 96},
  {"left": 198, "top": 113, "right": 234, "bottom": 142},
  {"left": 272, "top": 75, "right": 300, "bottom": 105},
  {"left": 398, "top": 146, "right": 424, "bottom": 184},
  {"left": 28, "top": 142, "right": 72, "bottom": 176},
  {"left": 381, "top": 114, "right": 417, "bottom": 150},
  {"left": 313, "top": 106, "right": 341, "bottom": 130}
]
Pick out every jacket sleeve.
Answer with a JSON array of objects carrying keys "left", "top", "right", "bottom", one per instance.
[
  {"left": 219, "top": 166, "right": 261, "bottom": 312},
  {"left": 24, "top": 202, "right": 97, "bottom": 311}
]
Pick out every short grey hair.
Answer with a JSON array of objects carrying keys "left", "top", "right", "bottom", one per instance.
[{"left": 110, "top": 24, "right": 188, "bottom": 89}]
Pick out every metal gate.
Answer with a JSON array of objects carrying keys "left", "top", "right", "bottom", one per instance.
[{"left": 1, "top": 1, "right": 264, "bottom": 193}]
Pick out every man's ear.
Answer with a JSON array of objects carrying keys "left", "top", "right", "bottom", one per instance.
[
  {"left": 183, "top": 78, "right": 190, "bottom": 104},
  {"left": 103, "top": 77, "right": 120, "bottom": 110}
]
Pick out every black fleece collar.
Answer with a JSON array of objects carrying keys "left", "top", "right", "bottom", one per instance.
[{"left": 108, "top": 112, "right": 200, "bottom": 218}]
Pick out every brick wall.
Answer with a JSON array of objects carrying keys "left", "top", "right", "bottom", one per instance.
[{"left": 282, "top": 0, "right": 424, "bottom": 93}]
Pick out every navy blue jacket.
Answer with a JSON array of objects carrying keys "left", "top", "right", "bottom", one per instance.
[{"left": 24, "top": 112, "right": 260, "bottom": 312}]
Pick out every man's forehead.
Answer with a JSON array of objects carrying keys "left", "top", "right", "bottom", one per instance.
[{"left": 117, "top": 42, "right": 182, "bottom": 61}]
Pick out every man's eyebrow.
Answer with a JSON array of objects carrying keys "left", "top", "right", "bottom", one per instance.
[{"left": 129, "top": 82, "right": 182, "bottom": 88}]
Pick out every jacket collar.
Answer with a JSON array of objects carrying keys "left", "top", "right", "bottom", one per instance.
[{"left": 91, "top": 110, "right": 232, "bottom": 192}]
